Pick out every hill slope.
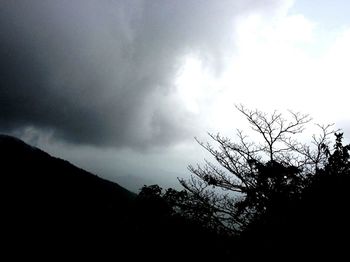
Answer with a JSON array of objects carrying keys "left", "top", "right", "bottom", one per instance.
[{"left": 0, "top": 134, "right": 136, "bottom": 256}]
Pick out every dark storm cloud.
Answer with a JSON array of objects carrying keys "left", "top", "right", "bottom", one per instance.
[{"left": 0, "top": 0, "right": 281, "bottom": 149}]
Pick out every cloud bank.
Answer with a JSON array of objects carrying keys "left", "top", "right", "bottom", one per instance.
[{"left": 0, "top": 0, "right": 291, "bottom": 149}]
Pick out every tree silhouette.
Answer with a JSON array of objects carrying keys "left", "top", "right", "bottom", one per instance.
[
  {"left": 178, "top": 105, "right": 336, "bottom": 233},
  {"left": 249, "top": 132, "right": 350, "bottom": 259},
  {"left": 324, "top": 132, "right": 350, "bottom": 175},
  {"left": 134, "top": 184, "right": 232, "bottom": 259},
  {"left": 134, "top": 108, "right": 350, "bottom": 259}
]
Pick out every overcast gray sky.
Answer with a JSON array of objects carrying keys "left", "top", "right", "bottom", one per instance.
[{"left": 1, "top": 0, "right": 350, "bottom": 192}]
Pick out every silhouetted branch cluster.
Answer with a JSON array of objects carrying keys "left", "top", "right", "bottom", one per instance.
[
  {"left": 178, "top": 105, "right": 337, "bottom": 233},
  {"left": 136, "top": 107, "right": 350, "bottom": 259}
]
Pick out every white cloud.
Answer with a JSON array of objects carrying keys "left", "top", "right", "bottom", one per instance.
[{"left": 176, "top": 4, "right": 350, "bottom": 136}]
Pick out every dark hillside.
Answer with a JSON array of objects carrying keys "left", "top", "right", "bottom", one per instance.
[
  {"left": 0, "top": 134, "right": 136, "bottom": 257},
  {"left": 0, "top": 134, "right": 227, "bottom": 259}
]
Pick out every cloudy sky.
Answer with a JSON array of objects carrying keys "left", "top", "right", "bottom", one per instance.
[{"left": 1, "top": 0, "right": 350, "bottom": 192}]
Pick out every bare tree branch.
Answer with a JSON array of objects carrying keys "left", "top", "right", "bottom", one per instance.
[{"left": 181, "top": 105, "right": 334, "bottom": 233}]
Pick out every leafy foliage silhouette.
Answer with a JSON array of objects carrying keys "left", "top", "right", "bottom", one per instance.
[
  {"left": 242, "top": 132, "right": 350, "bottom": 259},
  {"left": 178, "top": 105, "right": 335, "bottom": 233},
  {"left": 134, "top": 184, "right": 234, "bottom": 259},
  {"left": 138, "top": 106, "right": 350, "bottom": 259}
]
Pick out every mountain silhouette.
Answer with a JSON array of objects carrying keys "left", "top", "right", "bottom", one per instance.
[
  {"left": 0, "top": 134, "right": 136, "bottom": 257},
  {"left": 0, "top": 134, "right": 235, "bottom": 260}
]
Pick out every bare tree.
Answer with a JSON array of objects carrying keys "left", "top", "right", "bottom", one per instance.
[{"left": 179, "top": 105, "right": 335, "bottom": 234}]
